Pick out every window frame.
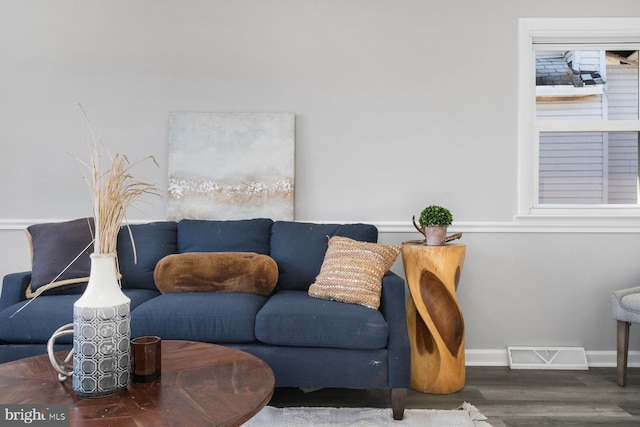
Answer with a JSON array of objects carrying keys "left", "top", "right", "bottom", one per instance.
[{"left": 517, "top": 18, "right": 640, "bottom": 225}]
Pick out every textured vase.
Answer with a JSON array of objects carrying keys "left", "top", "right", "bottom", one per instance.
[
  {"left": 424, "top": 226, "right": 448, "bottom": 246},
  {"left": 72, "top": 253, "right": 131, "bottom": 398}
]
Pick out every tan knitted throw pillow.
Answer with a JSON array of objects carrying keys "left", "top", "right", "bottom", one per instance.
[{"left": 308, "top": 236, "right": 400, "bottom": 309}]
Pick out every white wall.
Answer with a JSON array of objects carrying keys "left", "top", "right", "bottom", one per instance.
[{"left": 2, "top": 0, "right": 640, "bottom": 365}]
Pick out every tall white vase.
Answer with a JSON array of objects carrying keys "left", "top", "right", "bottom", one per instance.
[{"left": 72, "top": 252, "right": 131, "bottom": 397}]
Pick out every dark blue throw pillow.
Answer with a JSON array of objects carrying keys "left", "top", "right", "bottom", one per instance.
[
  {"left": 25, "top": 218, "right": 95, "bottom": 297},
  {"left": 177, "top": 218, "right": 273, "bottom": 255},
  {"left": 117, "top": 222, "right": 178, "bottom": 290},
  {"left": 270, "top": 221, "right": 378, "bottom": 291}
]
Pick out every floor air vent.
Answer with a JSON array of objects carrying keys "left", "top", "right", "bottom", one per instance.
[{"left": 507, "top": 346, "right": 588, "bottom": 370}]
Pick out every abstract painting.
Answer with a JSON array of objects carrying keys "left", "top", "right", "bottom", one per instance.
[{"left": 168, "top": 112, "right": 295, "bottom": 221}]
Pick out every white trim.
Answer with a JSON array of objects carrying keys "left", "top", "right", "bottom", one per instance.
[
  {"left": 585, "top": 350, "right": 640, "bottom": 368},
  {"left": 0, "top": 219, "right": 67, "bottom": 230},
  {"left": 512, "top": 214, "right": 640, "bottom": 232},
  {"left": 6, "top": 218, "right": 640, "bottom": 234},
  {"left": 465, "top": 349, "right": 510, "bottom": 367},
  {"left": 523, "top": 17, "right": 640, "bottom": 42},
  {"left": 465, "top": 348, "right": 640, "bottom": 368},
  {"left": 536, "top": 85, "right": 603, "bottom": 97},
  {"left": 310, "top": 219, "right": 640, "bottom": 233},
  {"left": 518, "top": 18, "right": 537, "bottom": 216},
  {"left": 535, "top": 120, "right": 640, "bottom": 132},
  {"left": 0, "top": 218, "right": 157, "bottom": 230},
  {"left": 378, "top": 219, "right": 640, "bottom": 233}
]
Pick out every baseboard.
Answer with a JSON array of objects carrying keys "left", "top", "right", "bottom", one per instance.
[
  {"left": 586, "top": 350, "right": 640, "bottom": 368},
  {"left": 465, "top": 349, "right": 510, "bottom": 366},
  {"left": 465, "top": 348, "right": 640, "bottom": 368}
]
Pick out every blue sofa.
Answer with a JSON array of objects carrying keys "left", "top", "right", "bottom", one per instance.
[{"left": 0, "top": 219, "right": 410, "bottom": 419}]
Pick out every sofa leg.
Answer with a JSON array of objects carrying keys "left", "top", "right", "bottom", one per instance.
[
  {"left": 617, "top": 320, "right": 630, "bottom": 386},
  {"left": 391, "top": 388, "right": 407, "bottom": 420}
]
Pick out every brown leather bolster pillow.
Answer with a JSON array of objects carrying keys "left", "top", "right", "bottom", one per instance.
[{"left": 154, "top": 252, "right": 278, "bottom": 295}]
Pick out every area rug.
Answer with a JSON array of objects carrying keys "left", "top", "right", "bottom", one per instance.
[{"left": 243, "top": 402, "right": 492, "bottom": 426}]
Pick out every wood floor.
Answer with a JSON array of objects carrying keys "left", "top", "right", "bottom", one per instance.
[{"left": 267, "top": 366, "right": 640, "bottom": 426}]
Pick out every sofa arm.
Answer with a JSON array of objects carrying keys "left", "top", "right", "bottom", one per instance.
[
  {"left": 0, "top": 272, "right": 31, "bottom": 312},
  {"left": 379, "top": 271, "right": 411, "bottom": 388}
]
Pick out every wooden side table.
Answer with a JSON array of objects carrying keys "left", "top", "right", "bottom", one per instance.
[{"left": 401, "top": 243, "right": 466, "bottom": 394}]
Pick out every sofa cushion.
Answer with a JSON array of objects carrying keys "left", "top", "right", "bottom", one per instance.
[
  {"left": 130, "top": 292, "right": 268, "bottom": 343},
  {"left": 308, "top": 236, "right": 400, "bottom": 310},
  {"left": 255, "top": 290, "right": 388, "bottom": 350},
  {"left": 270, "top": 221, "right": 378, "bottom": 291},
  {"left": 25, "top": 218, "right": 95, "bottom": 298},
  {"left": 117, "top": 221, "right": 178, "bottom": 290},
  {"left": 154, "top": 252, "right": 278, "bottom": 295},
  {"left": 177, "top": 218, "right": 273, "bottom": 254},
  {"left": 0, "top": 289, "right": 159, "bottom": 343}
]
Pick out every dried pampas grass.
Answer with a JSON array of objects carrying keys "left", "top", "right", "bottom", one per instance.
[
  {"left": 11, "top": 106, "right": 159, "bottom": 317},
  {"left": 76, "top": 104, "right": 160, "bottom": 256}
]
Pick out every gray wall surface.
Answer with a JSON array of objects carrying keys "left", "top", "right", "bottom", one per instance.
[{"left": 2, "top": 0, "right": 640, "bottom": 365}]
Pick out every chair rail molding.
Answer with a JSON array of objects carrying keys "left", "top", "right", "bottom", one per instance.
[{"left": 3, "top": 218, "right": 640, "bottom": 233}]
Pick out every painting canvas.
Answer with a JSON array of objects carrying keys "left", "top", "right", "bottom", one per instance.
[{"left": 168, "top": 112, "right": 295, "bottom": 221}]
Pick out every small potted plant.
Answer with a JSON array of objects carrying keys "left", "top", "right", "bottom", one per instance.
[{"left": 413, "top": 205, "right": 453, "bottom": 246}]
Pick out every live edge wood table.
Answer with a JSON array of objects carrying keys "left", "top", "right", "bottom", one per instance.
[
  {"left": 401, "top": 243, "right": 466, "bottom": 394},
  {"left": 0, "top": 340, "right": 275, "bottom": 426}
]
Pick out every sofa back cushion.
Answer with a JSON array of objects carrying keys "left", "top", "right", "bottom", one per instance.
[
  {"left": 117, "top": 221, "right": 178, "bottom": 290},
  {"left": 177, "top": 218, "right": 274, "bottom": 254},
  {"left": 270, "top": 221, "right": 378, "bottom": 291}
]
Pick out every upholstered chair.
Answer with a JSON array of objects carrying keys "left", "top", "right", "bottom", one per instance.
[{"left": 611, "top": 286, "right": 640, "bottom": 386}]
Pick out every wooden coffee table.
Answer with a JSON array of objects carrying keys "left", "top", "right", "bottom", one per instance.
[{"left": 0, "top": 340, "right": 275, "bottom": 426}]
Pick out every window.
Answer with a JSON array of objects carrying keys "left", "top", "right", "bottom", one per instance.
[{"left": 518, "top": 18, "right": 640, "bottom": 223}]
